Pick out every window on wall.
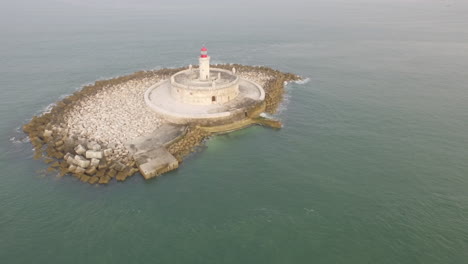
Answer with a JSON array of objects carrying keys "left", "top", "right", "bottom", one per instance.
[{"left": 212, "top": 96, "right": 216, "bottom": 102}]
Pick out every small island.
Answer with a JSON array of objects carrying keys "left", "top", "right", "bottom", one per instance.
[{"left": 23, "top": 47, "right": 301, "bottom": 184}]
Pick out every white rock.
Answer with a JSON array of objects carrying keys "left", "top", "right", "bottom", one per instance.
[
  {"left": 74, "top": 144, "right": 86, "bottom": 155},
  {"left": 74, "top": 157, "right": 90, "bottom": 168},
  {"left": 75, "top": 167, "right": 85, "bottom": 174},
  {"left": 86, "top": 150, "right": 102, "bottom": 159},
  {"left": 103, "top": 148, "right": 113, "bottom": 157},
  {"left": 68, "top": 165, "right": 77, "bottom": 173},
  {"left": 43, "top": 130, "right": 53, "bottom": 138},
  {"left": 90, "top": 158, "right": 100, "bottom": 167}
]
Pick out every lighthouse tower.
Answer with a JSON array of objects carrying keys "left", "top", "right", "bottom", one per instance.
[{"left": 199, "top": 46, "right": 210, "bottom": 81}]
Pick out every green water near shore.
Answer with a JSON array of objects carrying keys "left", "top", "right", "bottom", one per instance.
[{"left": 2, "top": 0, "right": 468, "bottom": 263}]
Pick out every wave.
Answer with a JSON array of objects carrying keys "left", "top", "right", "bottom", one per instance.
[
  {"left": 40, "top": 102, "right": 56, "bottom": 115},
  {"left": 274, "top": 77, "right": 310, "bottom": 115},
  {"left": 276, "top": 91, "right": 291, "bottom": 115},
  {"left": 294, "top": 77, "right": 310, "bottom": 85},
  {"left": 274, "top": 78, "right": 301, "bottom": 115},
  {"left": 9, "top": 125, "right": 30, "bottom": 144},
  {"left": 9, "top": 136, "right": 30, "bottom": 144},
  {"left": 259, "top": 112, "right": 275, "bottom": 119}
]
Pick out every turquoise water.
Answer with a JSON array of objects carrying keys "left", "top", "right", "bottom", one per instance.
[{"left": 2, "top": 0, "right": 468, "bottom": 263}]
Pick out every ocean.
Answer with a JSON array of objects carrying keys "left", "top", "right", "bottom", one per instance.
[{"left": 1, "top": 0, "right": 468, "bottom": 263}]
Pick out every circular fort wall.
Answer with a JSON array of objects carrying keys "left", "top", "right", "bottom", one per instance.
[{"left": 170, "top": 68, "right": 240, "bottom": 105}]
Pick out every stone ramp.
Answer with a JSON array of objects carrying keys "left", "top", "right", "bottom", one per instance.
[{"left": 126, "top": 123, "right": 187, "bottom": 179}]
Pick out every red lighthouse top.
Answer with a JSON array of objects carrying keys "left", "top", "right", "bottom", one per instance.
[{"left": 200, "top": 46, "right": 208, "bottom": 58}]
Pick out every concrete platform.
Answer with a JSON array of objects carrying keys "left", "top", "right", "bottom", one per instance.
[
  {"left": 136, "top": 147, "right": 179, "bottom": 179},
  {"left": 125, "top": 124, "right": 187, "bottom": 179},
  {"left": 144, "top": 78, "right": 265, "bottom": 124}
]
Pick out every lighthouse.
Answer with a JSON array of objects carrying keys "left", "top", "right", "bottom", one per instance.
[{"left": 199, "top": 46, "right": 210, "bottom": 81}]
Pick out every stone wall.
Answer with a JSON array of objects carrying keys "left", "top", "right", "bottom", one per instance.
[
  {"left": 170, "top": 68, "right": 240, "bottom": 105},
  {"left": 146, "top": 98, "right": 266, "bottom": 127}
]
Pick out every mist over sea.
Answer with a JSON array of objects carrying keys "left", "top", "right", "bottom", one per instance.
[{"left": 1, "top": 0, "right": 468, "bottom": 263}]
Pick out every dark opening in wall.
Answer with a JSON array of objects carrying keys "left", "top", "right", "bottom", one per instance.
[{"left": 212, "top": 96, "right": 216, "bottom": 102}]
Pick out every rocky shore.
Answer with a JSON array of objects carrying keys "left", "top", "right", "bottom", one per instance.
[{"left": 23, "top": 65, "right": 300, "bottom": 184}]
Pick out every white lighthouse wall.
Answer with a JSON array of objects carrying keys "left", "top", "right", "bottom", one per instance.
[
  {"left": 171, "top": 82, "right": 239, "bottom": 105},
  {"left": 199, "top": 56, "right": 210, "bottom": 80}
]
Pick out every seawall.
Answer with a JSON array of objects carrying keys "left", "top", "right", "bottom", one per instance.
[{"left": 22, "top": 65, "right": 301, "bottom": 184}]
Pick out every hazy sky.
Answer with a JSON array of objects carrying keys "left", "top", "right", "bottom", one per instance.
[
  {"left": 3, "top": 0, "right": 465, "bottom": 12},
  {"left": 2, "top": 0, "right": 467, "bottom": 42}
]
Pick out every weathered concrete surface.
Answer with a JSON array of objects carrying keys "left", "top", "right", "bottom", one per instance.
[
  {"left": 126, "top": 123, "right": 187, "bottom": 152},
  {"left": 137, "top": 147, "right": 179, "bottom": 179},
  {"left": 126, "top": 123, "right": 187, "bottom": 179}
]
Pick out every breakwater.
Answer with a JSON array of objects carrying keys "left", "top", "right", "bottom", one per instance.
[{"left": 23, "top": 65, "right": 300, "bottom": 184}]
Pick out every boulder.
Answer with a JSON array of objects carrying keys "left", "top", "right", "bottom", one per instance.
[
  {"left": 86, "top": 150, "right": 102, "bottom": 159},
  {"left": 87, "top": 142, "right": 101, "bottom": 151},
  {"left": 116, "top": 171, "right": 127, "bottom": 181},
  {"left": 75, "top": 167, "right": 85, "bottom": 174},
  {"left": 80, "top": 175, "right": 90, "bottom": 183},
  {"left": 64, "top": 152, "right": 72, "bottom": 161},
  {"left": 91, "top": 144, "right": 101, "bottom": 151},
  {"left": 44, "top": 158, "right": 55, "bottom": 164},
  {"left": 111, "top": 161, "right": 126, "bottom": 172},
  {"left": 54, "top": 151, "right": 65, "bottom": 159},
  {"left": 88, "top": 176, "right": 99, "bottom": 184},
  {"left": 68, "top": 165, "right": 77, "bottom": 173},
  {"left": 66, "top": 155, "right": 75, "bottom": 165},
  {"left": 103, "top": 148, "right": 113, "bottom": 157},
  {"left": 74, "top": 144, "right": 86, "bottom": 155},
  {"left": 73, "top": 155, "right": 90, "bottom": 168},
  {"left": 96, "top": 169, "right": 106, "bottom": 177},
  {"left": 98, "top": 176, "right": 111, "bottom": 184},
  {"left": 90, "top": 158, "right": 100, "bottom": 167},
  {"left": 98, "top": 159, "right": 108, "bottom": 170},
  {"left": 59, "top": 161, "right": 68, "bottom": 169},
  {"left": 85, "top": 166, "right": 97, "bottom": 176},
  {"left": 107, "top": 169, "right": 117, "bottom": 178},
  {"left": 43, "top": 130, "right": 53, "bottom": 138}
]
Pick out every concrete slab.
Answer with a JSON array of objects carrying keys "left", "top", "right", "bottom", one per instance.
[
  {"left": 125, "top": 123, "right": 187, "bottom": 180},
  {"left": 126, "top": 123, "right": 187, "bottom": 155},
  {"left": 137, "top": 147, "right": 179, "bottom": 179}
]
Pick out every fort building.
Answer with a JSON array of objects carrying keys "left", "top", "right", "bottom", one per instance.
[{"left": 145, "top": 46, "right": 266, "bottom": 126}]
